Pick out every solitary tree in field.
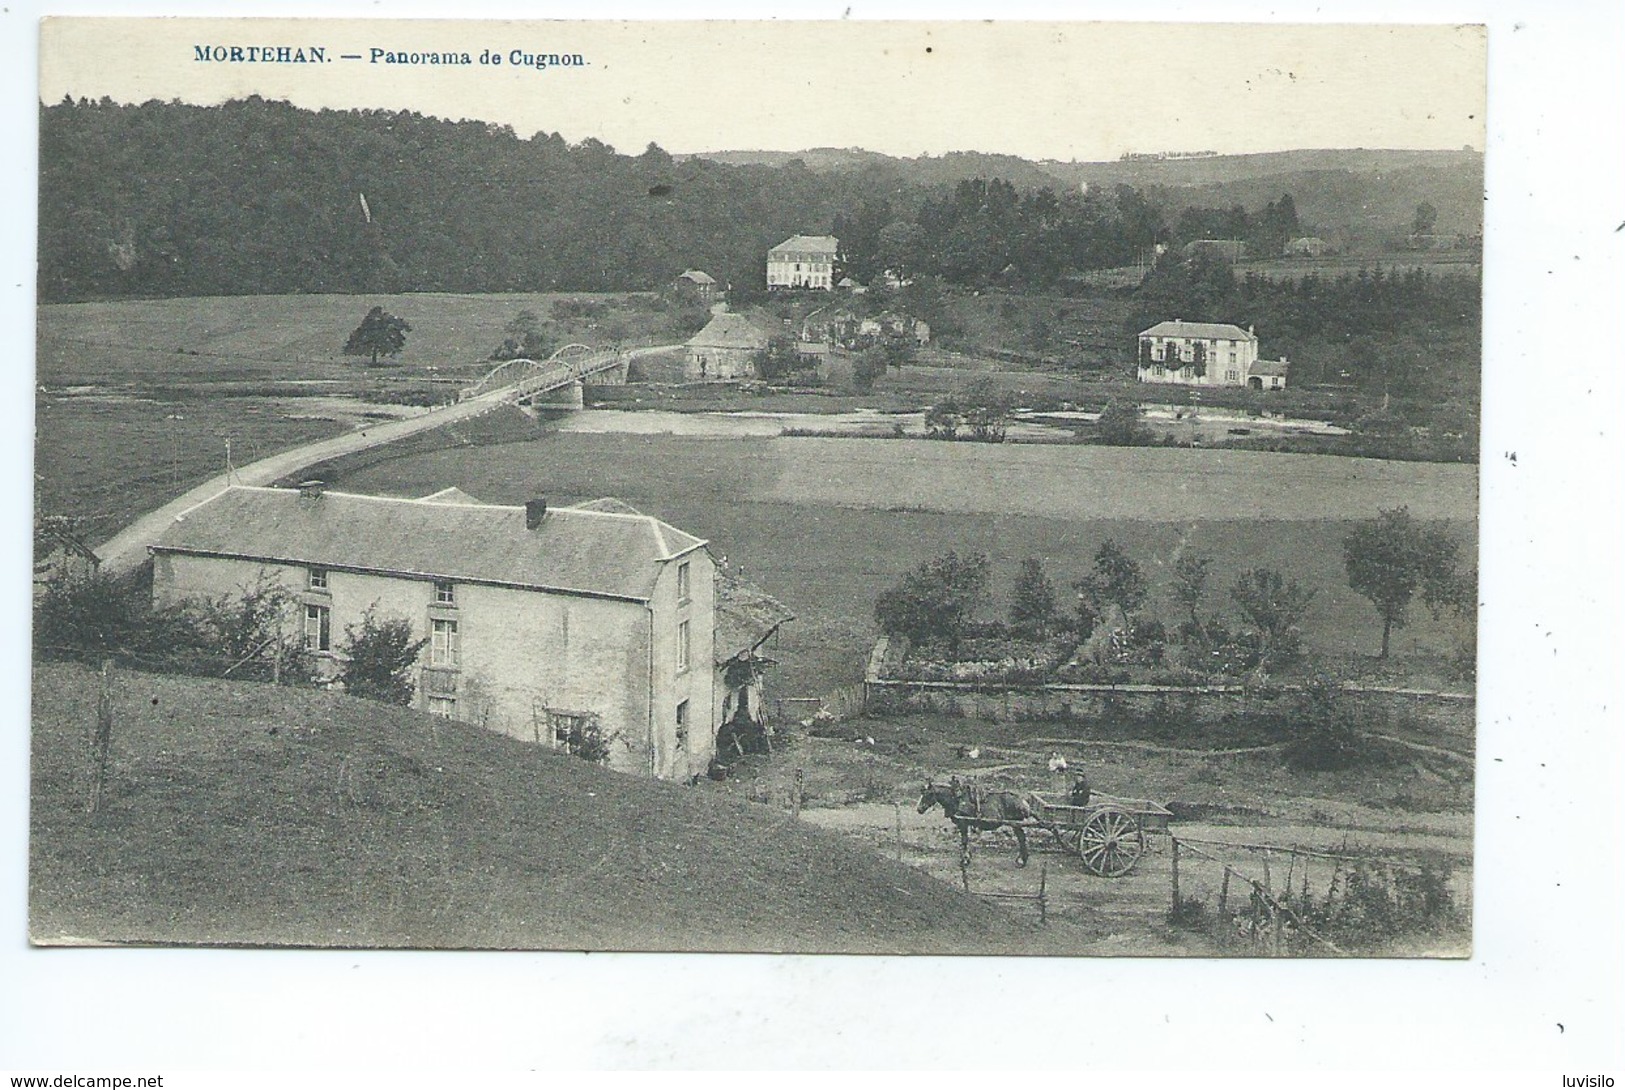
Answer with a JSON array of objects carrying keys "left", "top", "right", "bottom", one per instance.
[
  {"left": 1412, "top": 201, "right": 1439, "bottom": 237},
  {"left": 1342, "top": 506, "right": 1462, "bottom": 659},
  {"left": 1230, "top": 567, "right": 1316, "bottom": 669},
  {"left": 343, "top": 306, "right": 411, "bottom": 366},
  {"left": 339, "top": 607, "right": 428, "bottom": 705}
]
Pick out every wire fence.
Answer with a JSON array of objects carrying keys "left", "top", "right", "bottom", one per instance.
[{"left": 1168, "top": 833, "right": 1466, "bottom": 956}]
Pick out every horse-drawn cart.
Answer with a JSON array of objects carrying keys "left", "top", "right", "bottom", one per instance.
[
  {"left": 918, "top": 779, "right": 1174, "bottom": 877},
  {"left": 1028, "top": 792, "right": 1174, "bottom": 878}
]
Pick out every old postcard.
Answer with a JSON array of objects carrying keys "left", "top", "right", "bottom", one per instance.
[{"left": 28, "top": 17, "right": 1486, "bottom": 960}]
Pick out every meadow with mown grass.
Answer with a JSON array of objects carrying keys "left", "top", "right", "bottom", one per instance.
[{"left": 318, "top": 430, "right": 1476, "bottom": 700}]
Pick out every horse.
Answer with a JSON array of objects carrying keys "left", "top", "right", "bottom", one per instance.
[{"left": 917, "top": 777, "right": 1035, "bottom": 867}]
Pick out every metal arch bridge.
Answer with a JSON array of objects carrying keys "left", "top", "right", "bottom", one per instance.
[{"left": 459, "top": 343, "right": 626, "bottom": 403}]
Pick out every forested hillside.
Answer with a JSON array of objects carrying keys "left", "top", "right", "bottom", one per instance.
[
  {"left": 38, "top": 97, "right": 1481, "bottom": 303},
  {"left": 40, "top": 98, "right": 872, "bottom": 300}
]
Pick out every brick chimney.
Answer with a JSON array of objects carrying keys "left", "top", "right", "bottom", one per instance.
[
  {"left": 525, "top": 497, "right": 548, "bottom": 530},
  {"left": 298, "top": 480, "right": 325, "bottom": 501}
]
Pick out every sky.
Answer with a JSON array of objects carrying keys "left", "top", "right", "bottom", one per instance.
[{"left": 38, "top": 18, "right": 1486, "bottom": 161}]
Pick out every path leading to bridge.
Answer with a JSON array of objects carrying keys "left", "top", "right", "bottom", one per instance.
[{"left": 94, "top": 344, "right": 680, "bottom": 576}]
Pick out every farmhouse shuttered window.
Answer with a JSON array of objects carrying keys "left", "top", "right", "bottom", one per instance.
[
  {"left": 677, "top": 620, "right": 690, "bottom": 672},
  {"left": 677, "top": 561, "right": 690, "bottom": 603},
  {"left": 431, "top": 618, "right": 460, "bottom": 667},
  {"left": 434, "top": 580, "right": 455, "bottom": 604},
  {"left": 308, "top": 568, "right": 328, "bottom": 590},
  {"left": 305, "top": 603, "right": 331, "bottom": 652}
]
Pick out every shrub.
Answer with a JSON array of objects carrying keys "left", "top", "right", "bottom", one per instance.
[
  {"left": 1096, "top": 400, "right": 1151, "bottom": 446},
  {"left": 1283, "top": 675, "right": 1375, "bottom": 771},
  {"left": 875, "top": 551, "right": 991, "bottom": 655},
  {"left": 555, "top": 716, "right": 612, "bottom": 764},
  {"left": 1275, "top": 857, "right": 1462, "bottom": 953},
  {"left": 1009, "top": 558, "right": 1058, "bottom": 636},
  {"left": 1168, "top": 894, "right": 1209, "bottom": 930},
  {"left": 36, "top": 570, "right": 314, "bottom": 683},
  {"left": 338, "top": 608, "right": 428, "bottom": 705}
]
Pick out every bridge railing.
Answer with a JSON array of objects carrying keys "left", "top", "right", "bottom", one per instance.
[{"left": 459, "top": 343, "right": 618, "bottom": 401}]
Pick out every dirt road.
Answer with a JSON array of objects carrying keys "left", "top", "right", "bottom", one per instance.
[
  {"left": 801, "top": 800, "right": 1472, "bottom": 956},
  {"left": 93, "top": 344, "right": 679, "bottom": 576}
]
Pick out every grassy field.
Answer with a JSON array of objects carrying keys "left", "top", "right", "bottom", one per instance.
[
  {"left": 936, "top": 291, "right": 1136, "bottom": 370},
  {"left": 326, "top": 431, "right": 1477, "bottom": 699},
  {"left": 31, "top": 661, "right": 1074, "bottom": 953},
  {"left": 37, "top": 292, "right": 687, "bottom": 386},
  {"left": 33, "top": 293, "right": 693, "bottom": 541}
]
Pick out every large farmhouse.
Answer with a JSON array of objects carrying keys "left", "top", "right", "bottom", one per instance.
[
  {"left": 685, "top": 311, "right": 769, "bottom": 380},
  {"left": 1136, "top": 319, "right": 1289, "bottom": 390},
  {"left": 150, "top": 483, "right": 718, "bottom": 781},
  {"left": 767, "top": 234, "right": 839, "bottom": 291}
]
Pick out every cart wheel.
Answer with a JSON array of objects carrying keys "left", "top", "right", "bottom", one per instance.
[{"left": 1078, "top": 807, "right": 1146, "bottom": 877}]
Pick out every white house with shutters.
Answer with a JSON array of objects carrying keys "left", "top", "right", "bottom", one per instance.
[
  {"left": 1136, "top": 319, "right": 1289, "bottom": 389},
  {"left": 766, "top": 234, "right": 839, "bottom": 291}
]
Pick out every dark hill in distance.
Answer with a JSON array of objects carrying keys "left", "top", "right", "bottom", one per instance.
[
  {"left": 684, "top": 146, "right": 1485, "bottom": 234},
  {"left": 30, "top": 662, "right": 1065, "bottom": 953}
]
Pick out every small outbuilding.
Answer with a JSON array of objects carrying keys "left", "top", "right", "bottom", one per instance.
[
  {"left": 712, "top": 576, "right": 795, "bottom": 759},
  {"left": 685, "top": 311, "right": 769, "bottom": 380},
  {"left": 673, "top": 269, "right": 719, "bottom": 302}
]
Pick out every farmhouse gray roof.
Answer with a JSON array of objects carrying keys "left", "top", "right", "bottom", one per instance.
[
  {"left": 1139, "top": 320, "right": 1256, "bottom": 341},
  {"left": 1250, "top": 357, "right": 1291, "bottom": 376},
  {"left": 151, "top": 486, "right": 705, "bottom": 602},
  {"left": 418, "top": 486, "right": 485, "bottom": 505},
  {"left": 715, "top": 575, "right": 795, "bottom": 662},
  {"left": 769, "top": 235, "right": 839, "bottom": 255},
  {"left": 687, "top": 312, "right": 769, "bottom": 351},
  {"left": 678, "top": 269, "right": 716, "bottom": 285}
]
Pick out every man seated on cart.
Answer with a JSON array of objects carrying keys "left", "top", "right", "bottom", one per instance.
[{"left": 1068, "top": 772, "right": 1092, "bottom": 807}]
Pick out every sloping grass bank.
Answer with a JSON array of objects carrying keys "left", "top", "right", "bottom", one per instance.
[{"left": 31, "top": 662, "right": 1069, "bottom": 953}]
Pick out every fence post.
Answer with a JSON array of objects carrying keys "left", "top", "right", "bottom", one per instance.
[
  {"left": 1220, "top": 867, "right": 1231, "bottom": 915},
  {"left": 1039, "top": 863, "right": 1048, "bottom": 924},
  {"left": 791, "top": 768, "right": 804, "bottom": 819},
  {"left": 894, "top": 802, "right": 903, "bottom": 861},
  {"left": 1170, "top": 836, "right": 1181, "bottom": 912},
  {"left": 88, "top": 659, "right": 114, "bottom": 815}
]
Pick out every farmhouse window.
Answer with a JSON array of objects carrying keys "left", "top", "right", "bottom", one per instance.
[
  {"left": 677, "top": 620, "right": 691, "bottom": 672},
  {"left": 434, "top": 580, "right": 456, "bottom": 605},
  {"left": 431, "top": 618, "right": 460, "bottom": 667},
  {"left": 427, "top": 696, "right": 457, "bottom": 719},
  {"left": 676, "top": 700, "right": 689, "bottom": 747},
  {"left": 1228, "top": 370, "right": 1240, "bottom": 382},
  {"left": 308, "top": 568, "right": 328, "bottom": 590},
  {"left": 304, "top": 604, "right": 331, "bottom": 653},
  {"left": 677, "top": 561, "right": 690, "bottom": 603}
]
